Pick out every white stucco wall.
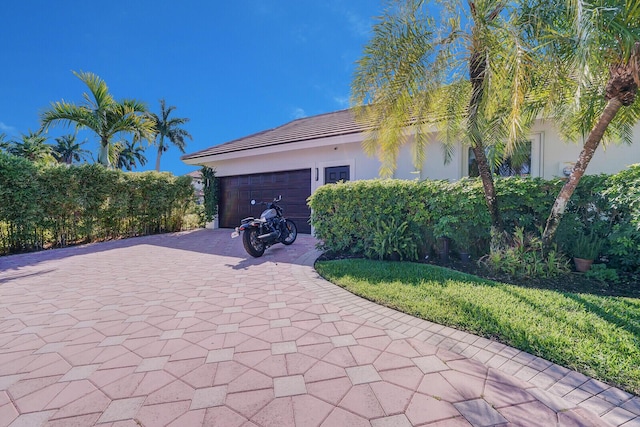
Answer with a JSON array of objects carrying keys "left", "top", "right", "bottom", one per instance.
[
  {"left": 533, "top": 121, "right": 640, "bottom": 178},
  {"left": 186, "top": 119, "right": 640, "bottom": 186}
]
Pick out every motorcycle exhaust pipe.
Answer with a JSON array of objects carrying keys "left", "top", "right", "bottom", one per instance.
[{"left": 258, "top": 231, "right": 279, "bottom": 240}]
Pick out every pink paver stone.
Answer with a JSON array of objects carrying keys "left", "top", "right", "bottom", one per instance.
[
  {"left": 251, "top": 396, "right": 296, "bottom": 427},
  {"left": 274, "top": 375, "right": 307, "bottom": 397},
  {"left": 292, "top": 394, "right": 334, "bottom": 427},
  {"left": 190, "top": 385, "right": 227, "bottom": 409},
  {"left": 330, "top": 334, "right": 358, "bottom": 347},
  {"left": 339, "top": 384, "right": 385, "bottom": 418},
  {"left": 346, "top": 364, "right": 382, "bottom": 385},
  {"left": 206, "top": 348, "right": 235, "bottom": 363},
  {"left": 412, "top": 355, "right": 449, "bottom": 374},
  {"left": 97, "top": 396, "right": 145, "bottom": 423},
  {"left": 135, "top": 356, "right": 170, "bottom": 372},
  {"left": 370, "top": 414, "right": 413, "bottom": 427},
  {"left": 271, "top": 341, "right": 297, "bottom": 355},
  {"left": 59, "top": 364, "right": 100, "bottom": 382}
]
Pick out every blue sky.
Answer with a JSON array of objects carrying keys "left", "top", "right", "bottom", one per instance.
[{"left": 0, "top": 1, "right": 382, "bottom": 176}]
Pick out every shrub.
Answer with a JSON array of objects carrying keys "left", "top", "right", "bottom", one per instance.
[
  {"left": 603, "top": 164, "right": 640, "bottom": 272},
  {"left": 201, "top": 166, "right": 219, "bottom": 223},
  {"left": 481, "top": 227, "right": 570, "bottom": 279},
  {"left": 0, "top": 153, "right": 41, "bottom": 253},
  {"left": 308, "top": 165, "right": 637, "bottom": 277},
  {"left": 584, "top": 264, "right": 620, "bottom": 283},
  {"left": 0, "top": 153, "right": 198, "bottom": 255}
]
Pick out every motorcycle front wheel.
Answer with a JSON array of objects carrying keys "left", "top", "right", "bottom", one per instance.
[
  {"left": 282, "top": 219, "right": 297, "bottom": 245},
  {"left": 243, "top": 227, "right": 265, "bottom": 257}
]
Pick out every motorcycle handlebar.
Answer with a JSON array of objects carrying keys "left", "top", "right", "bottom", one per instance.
[{"left": 251, "top": 195, "right": 282, "bottom": 205}]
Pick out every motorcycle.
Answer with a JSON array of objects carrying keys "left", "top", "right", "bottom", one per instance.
[{"left": 231, "top": 195, "right": 297, "bottom": 257}]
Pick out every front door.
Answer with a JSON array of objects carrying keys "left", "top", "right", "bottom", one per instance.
[{"left": 324, "top": 165, "right": 350, "bottom": 184}]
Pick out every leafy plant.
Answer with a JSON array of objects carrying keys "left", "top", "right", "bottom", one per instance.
[
  {"left": 572, "top": 231, "right": 604, "bottom": 260},
  {"left": 365, "top": 217, "right": 419, "bottom": 261},
  {"left": 201, "top": 166, "right": 218, "bottom": 223},
  {"left": 603, "top": 164, "right": 640, "bottom": 272},
  {"left": 606, "top": 223, "right": 640, "bottom": 272},
  {"left": 584, "top": 264, "right": 620, "bottom": 283},
  {"left": 482, "top": 227, "right": 570, "bottom": 279}
]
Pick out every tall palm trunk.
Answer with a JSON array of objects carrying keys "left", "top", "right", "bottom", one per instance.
[
  {"left": 155, "top": 135, "right": 164, "bottom": 172},
  {"left": 98, "top": 139, "right": 110, "bottom": 167},
  {"left": 542, "top": 62, "right": 637, "bottom": 246},
  {"left": 542, "top": 97, "right": 623, "bottom": 246},
  {"left": 468, "top": 50, "right": 504, "bottom": 235}
]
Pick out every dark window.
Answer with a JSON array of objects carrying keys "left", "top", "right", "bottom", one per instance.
[
  {"left": 324, "top": 166, "right": 350, "bottom": 184},
  {"left": 468, "top": 141, "right": 532, "bottom": 178}
]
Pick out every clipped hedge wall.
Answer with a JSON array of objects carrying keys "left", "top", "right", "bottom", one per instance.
[
  {"left": 0, "top": 152, "right": 198, "bottom": 255},
  {"left": 309, "top": 177, "right": 563, "bottom": 259},
  {"left": 309, "top": 167, "right": 640, "bottom": 271}
]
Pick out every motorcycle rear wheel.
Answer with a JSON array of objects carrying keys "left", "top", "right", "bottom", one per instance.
[
  {"left": 243, "top": 228, "right": 265, "bottom": 257},
  {"left": 282, "top": 219, "right": 297, "bottom": 245}
]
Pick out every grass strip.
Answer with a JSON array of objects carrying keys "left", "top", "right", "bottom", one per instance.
[{"left": 315, "top": 259, "right": 640, "bottom": 395}]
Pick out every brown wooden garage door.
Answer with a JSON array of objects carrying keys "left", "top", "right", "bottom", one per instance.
[{"left": 218, "top": 169, "right": 312, "bottom": 234}]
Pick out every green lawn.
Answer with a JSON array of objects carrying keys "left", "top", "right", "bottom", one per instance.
[{"left": 315, "top": 259, "right": 640, "bottom": 395}]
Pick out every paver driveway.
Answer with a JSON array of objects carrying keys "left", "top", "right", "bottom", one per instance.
[{"left": 0, "top": 229, "right": 638, "bottom": 426}]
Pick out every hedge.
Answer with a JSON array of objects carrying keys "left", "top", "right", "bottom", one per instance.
[
  {"left": 0, "top": 152, "right": 199, "bottom": 255},
  {"left": 309, "top": 164, "right": 640, "bottom": 271}
]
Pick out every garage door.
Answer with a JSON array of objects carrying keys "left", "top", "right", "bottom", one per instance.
[{"left": 218, "top": 169, "right": 312, "bottom": 234}]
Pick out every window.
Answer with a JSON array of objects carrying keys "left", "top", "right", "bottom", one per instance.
[{"left": 468, "top": 140, "right": 533, "bottom": 178}]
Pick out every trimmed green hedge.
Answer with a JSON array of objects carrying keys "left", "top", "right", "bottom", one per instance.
[
  {"left": 309, "top": 165, "right": 640, "bottom": 271},
  {"left": 0, "top": 152, "right": 198, "bottom": 255}
]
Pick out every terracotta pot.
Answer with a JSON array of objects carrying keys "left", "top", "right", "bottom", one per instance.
[{"left": 573, "top": 257, "right": 593, "bottom": 273}]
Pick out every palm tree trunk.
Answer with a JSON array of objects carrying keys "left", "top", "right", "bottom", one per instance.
[
  {"left": 472, "top": 144, "right": 503, "bottom": 233},
  {"left": 542, "top": 97, "right": 623, "bottom": 246},
  {"left": 98, "top": 140, "right": 110, "bottom": 167},
  {"left": 155, "top": 146, "right": 162, "bottom": 172},
  {"left": 468, "top": 50, "right": 504, "bottom": 235},
  {"left": 155, "top": 135, "right": 164, "bottom": 172}
]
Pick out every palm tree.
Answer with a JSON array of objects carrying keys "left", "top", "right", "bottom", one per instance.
[
  {"left": 7, "top": 130, "right": 55, "bottom": 164},
  {"left": 114, "top": 139, "right": 148, "bottom": 171},
  {"left": 531, "top": 0, "right": 640, "bottom": 245},
  {"left": 40, "top": 71, "right": 155, "bottom": 167},
  {"left": 52, "top": 134, "right": 91, "bottom": 165},
  {"left": 150, "top": 99, "right": 192, "bottom": 171},
  {"left": 352, "top": 0, "right": 536, "bottom": 236}
]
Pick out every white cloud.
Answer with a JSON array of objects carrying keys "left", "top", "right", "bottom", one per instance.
[
  {"left": 328, "top": 2, "right": 373, "bottom": 38},
  {"left": 292, "top": 108, "right": 307, "bottom": 119},
  {"left": 344, "top": 10, "right": 372, "bottom": 38},
  {"left": 0, "top": 122, "right": 16, "bottom": 134},
  {"left": 248, "top": 0, "right": 271, "bottom": 16},
  {"left": 334, "top": 96, "right": 350, "bottom": 109}
]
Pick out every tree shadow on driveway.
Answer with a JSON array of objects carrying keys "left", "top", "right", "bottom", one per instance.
[{"left": 0, "top": 228, "right": 318, "bottom": 277}]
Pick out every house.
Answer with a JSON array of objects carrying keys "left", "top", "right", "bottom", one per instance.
[{"left": 181, "top": 109, "right": 640, "bottom": 233}]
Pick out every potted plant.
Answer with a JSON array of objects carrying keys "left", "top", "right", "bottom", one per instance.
[
  {"left": 433, "top": 216, "right": 458, "bottom": 261},
  {"left": 571, "top": 231, "right": 603, "bottom": 272},
  {"left": 448, "top": 226, "right": 472, "bottom": 263}
]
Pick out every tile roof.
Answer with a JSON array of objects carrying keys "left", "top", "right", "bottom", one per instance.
[{"left": 182, "top": 108, "right": 368, "bottom": 161}]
